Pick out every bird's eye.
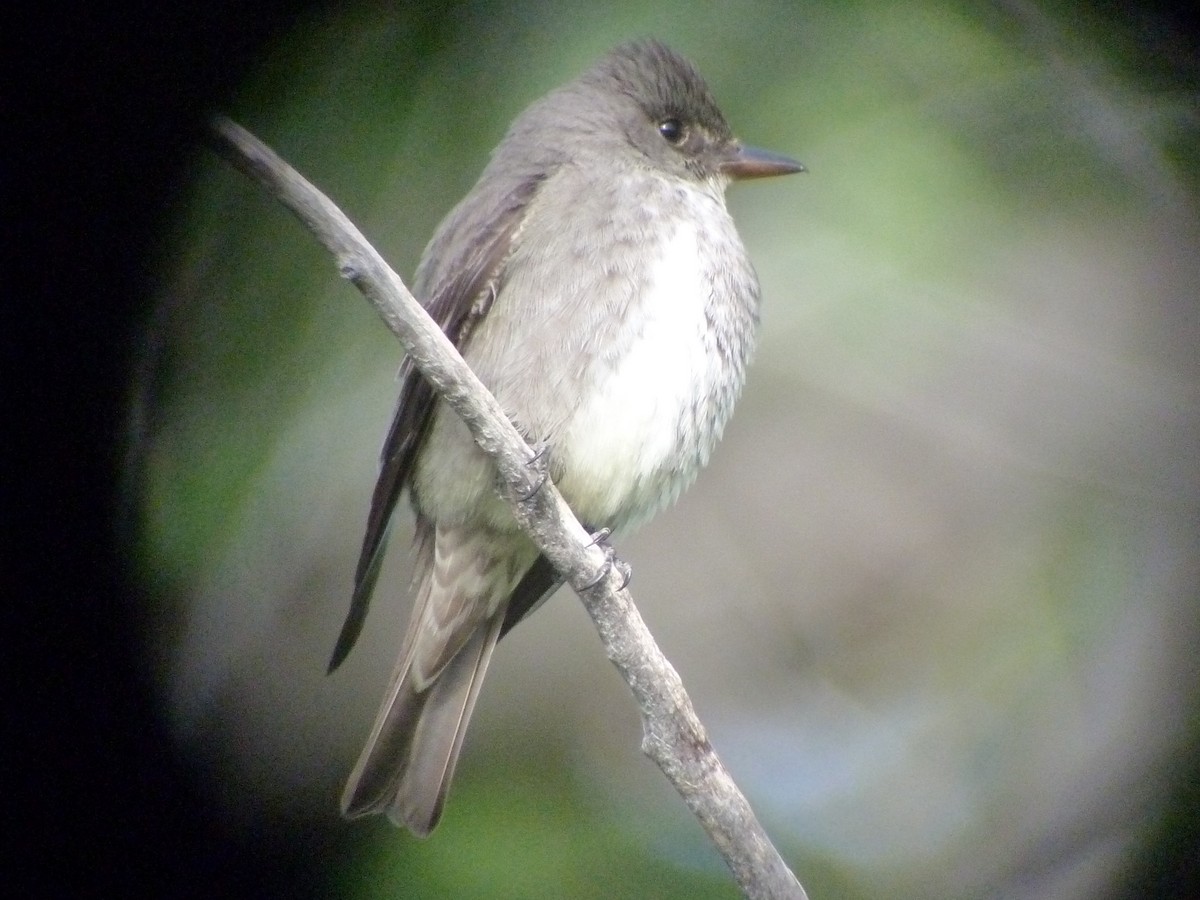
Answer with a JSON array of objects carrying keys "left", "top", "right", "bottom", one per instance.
[{"left": 658, "top": 118, "right": 685, "bottom": 145}]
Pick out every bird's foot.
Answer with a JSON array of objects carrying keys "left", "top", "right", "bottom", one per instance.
[
  {"left": 516, "top": 441, "right": 551, "bottom": 501},
  {"left": 580, "top": 529, "right": 632, "bottom": 590}
]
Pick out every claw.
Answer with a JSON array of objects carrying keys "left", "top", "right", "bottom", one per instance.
[
  {"left": 517, "top": 441, "right": 551, "bottom": 501},
  {"left": 585, "top": 527, "right": 612, "bottom": 547},
  {"left": 579, "top": 545, "right": 615, "bottom": 591},
  {"left": 516, "top": 471, "right": 547, "bottom": 502},
  {"left": 578, "top": 535, "right": 632, "bottom": 592},
  {"left": 614, "top": 558, "right": 632, "bottom": 590}
]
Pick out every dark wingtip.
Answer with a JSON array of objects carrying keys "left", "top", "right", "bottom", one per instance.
[
  {"left": 327, "top": 645, "right": 350, "bottom": 675},
  {"left": 327, "top": 576, "right": 377, "bottom": 674},
  {"left": 328, "top": 537, "right": 392, "bottom": 673},
  {"left": 326, "top": 613, "right": 362, "bottom": 674}
]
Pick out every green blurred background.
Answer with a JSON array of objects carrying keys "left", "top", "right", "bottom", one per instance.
[{"left": 127, "top": 1, "right": 1198, "bottom": 897}]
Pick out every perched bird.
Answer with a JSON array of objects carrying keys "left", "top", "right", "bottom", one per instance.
[{"left": 329, "top": 38, "right": 802, "bottom": 836}]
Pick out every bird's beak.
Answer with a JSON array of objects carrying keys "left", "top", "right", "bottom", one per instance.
[{"left": 721, "top": 145, "right": 805, "bottom": 181}]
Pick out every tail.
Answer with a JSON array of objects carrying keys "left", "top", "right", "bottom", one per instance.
[
  {"left": 339, "top": 522, "right": 540, "bottom": 835},
  {"left": 340, "top": 611, "right": 504, "bottom": 836}
]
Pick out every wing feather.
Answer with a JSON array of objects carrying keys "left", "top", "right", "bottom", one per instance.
[{"left": 327, "top": 172, "right": 547, "bottom": 672}]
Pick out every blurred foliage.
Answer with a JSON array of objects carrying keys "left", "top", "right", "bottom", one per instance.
[{"left": 132, "top": 0, "right": 1199, "bottom": 897}]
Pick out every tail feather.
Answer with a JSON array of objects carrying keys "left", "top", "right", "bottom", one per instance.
[
  {"left": 340, "top": 612, "right": 504, "bottom": 835},
  {"left": 339, "top": 523, "right": 537, "bottom": 835}
]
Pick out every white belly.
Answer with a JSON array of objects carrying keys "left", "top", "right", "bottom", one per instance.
[{"left": 557, "top": 221, "right": 730, "bottom": 527}]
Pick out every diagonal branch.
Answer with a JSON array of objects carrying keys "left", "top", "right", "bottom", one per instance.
[{"left": 207, "top": 115, "right": 807, "bottom": 900}]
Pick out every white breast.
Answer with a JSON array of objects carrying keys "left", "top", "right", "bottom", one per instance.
[{"left": 556, "top": 220, "right": 729, "bottom": 526}]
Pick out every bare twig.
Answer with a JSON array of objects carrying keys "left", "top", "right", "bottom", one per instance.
[{"left": 208, "top": 115, "right": 807, "bottom": 900}]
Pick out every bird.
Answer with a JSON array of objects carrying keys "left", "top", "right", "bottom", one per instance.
[{"left": 328, "top": 38, "right": 802, "bottom": 836}]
